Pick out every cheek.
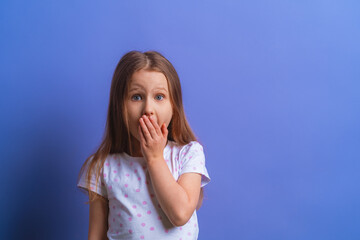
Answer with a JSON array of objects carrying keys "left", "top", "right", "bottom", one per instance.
[
  {"left": 126, "top": 104, "right": 141, "bottom": 120},
  {"left": 125, "top": 107, "right": 140, "bottom": 131},
  {"left": 163, "top": 105, "right": 173, "bottom": 126}
]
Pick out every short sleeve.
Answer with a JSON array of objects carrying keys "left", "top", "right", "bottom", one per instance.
[
  {"left": 77, "top": 158, "right": 108, "bottom": 198},
  {"left": 179, "top": 141, "right": 211, "bottom": 188}
]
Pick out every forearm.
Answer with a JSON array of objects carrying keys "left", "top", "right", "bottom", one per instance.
[{"left": 146, "top": 157, "right": 189, "bottom": 226}]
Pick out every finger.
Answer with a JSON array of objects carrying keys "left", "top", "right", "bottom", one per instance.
[
  {"left": 149, "top": 116, "right": 162, "bottom": 136},
  {"left": 138, "top": 124, "right": 146, "bottom": 145},
  {"left": 140, "top": 117, "right": 152, "bottom": 140},
  {"left": 143, "top": 115, "right": 157, "bottom": 138}
]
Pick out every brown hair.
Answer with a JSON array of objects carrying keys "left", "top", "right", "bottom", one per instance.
[{"left": 77, "top": 50, "right": 206, "bottom": 210}]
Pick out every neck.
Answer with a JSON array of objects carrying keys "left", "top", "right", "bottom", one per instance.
[{"left": 127, "top": 135, "right": 143, "bottom": 157}]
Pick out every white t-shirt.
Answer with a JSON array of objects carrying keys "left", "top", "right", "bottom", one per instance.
[{"left": 77, "top": 140, "right": 211, "bottom": 240}]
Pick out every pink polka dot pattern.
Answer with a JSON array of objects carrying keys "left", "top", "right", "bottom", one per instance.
[{"left": 76, "top": 140, "right": 210, "bottom": 239}]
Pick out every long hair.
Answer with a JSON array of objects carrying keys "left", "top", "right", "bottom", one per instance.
[{"left": 77, "top": 50, "right": 206, "bottom": 210}]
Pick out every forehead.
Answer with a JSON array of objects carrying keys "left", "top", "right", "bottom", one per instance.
[{"left": 129, "top": 69, "right": 168, "bottom": 90}]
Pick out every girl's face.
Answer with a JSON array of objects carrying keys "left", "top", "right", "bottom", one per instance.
[{"left": 125, "top": 69, "right": 173, "bottom": 143}]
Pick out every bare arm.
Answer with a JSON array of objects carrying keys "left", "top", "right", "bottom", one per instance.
[
  {"left": 88, "top": 193, "right": 109, "bottom": 240},
  {"left": 147, "top": 158, "right": 202, "bottom": 226},
  {"left": 138, "top": 115, "right": 202, "bottom": 226}
]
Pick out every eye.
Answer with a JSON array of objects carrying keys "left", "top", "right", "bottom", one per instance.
[
  {"left": 155, "top": 94, "right": 164, "bottom": 101},
  {"left": 131, "top": 94, "right": 142, "bottom": 101}
]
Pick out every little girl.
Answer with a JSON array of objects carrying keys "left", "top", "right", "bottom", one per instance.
[{"left": 77, "top": 50, "right": 211, "bottom": 240}]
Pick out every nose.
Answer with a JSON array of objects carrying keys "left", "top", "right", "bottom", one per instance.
[{"left": 142, "top": 98, "right": 155, "bottom": 118}]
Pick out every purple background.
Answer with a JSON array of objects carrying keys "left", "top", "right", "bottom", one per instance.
[{"left": 1, "top": 1, "right": 359, "bottom": 239}]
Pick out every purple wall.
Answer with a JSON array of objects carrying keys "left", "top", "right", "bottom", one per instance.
[{"left": 1, "top": 1, "right": 359, "bottom": 239}]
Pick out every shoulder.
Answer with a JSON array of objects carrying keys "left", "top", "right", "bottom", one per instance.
[
  {"left": 165, "top": 141, "right": 205, "bottom": 163},
  {"left": 167, "top": 140, "right": 203, "bottom": 152},
  {"left": 179, "top": 141, "right": 204, "bottom": 155},
  {"left": 168, "top": 141, "right": 205, "bottom": 161},
  {"left": 85, "top": 154, "right": 118, "bottom": 175}
]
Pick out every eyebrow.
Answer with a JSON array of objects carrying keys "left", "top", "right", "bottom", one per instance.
[{"left": 128, "top": 86, "right": 168, "bottom": 93}]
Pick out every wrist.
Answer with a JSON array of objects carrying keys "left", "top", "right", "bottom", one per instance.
[{"left": 147, "top": 156, "right": 165, "bottom": 166}]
